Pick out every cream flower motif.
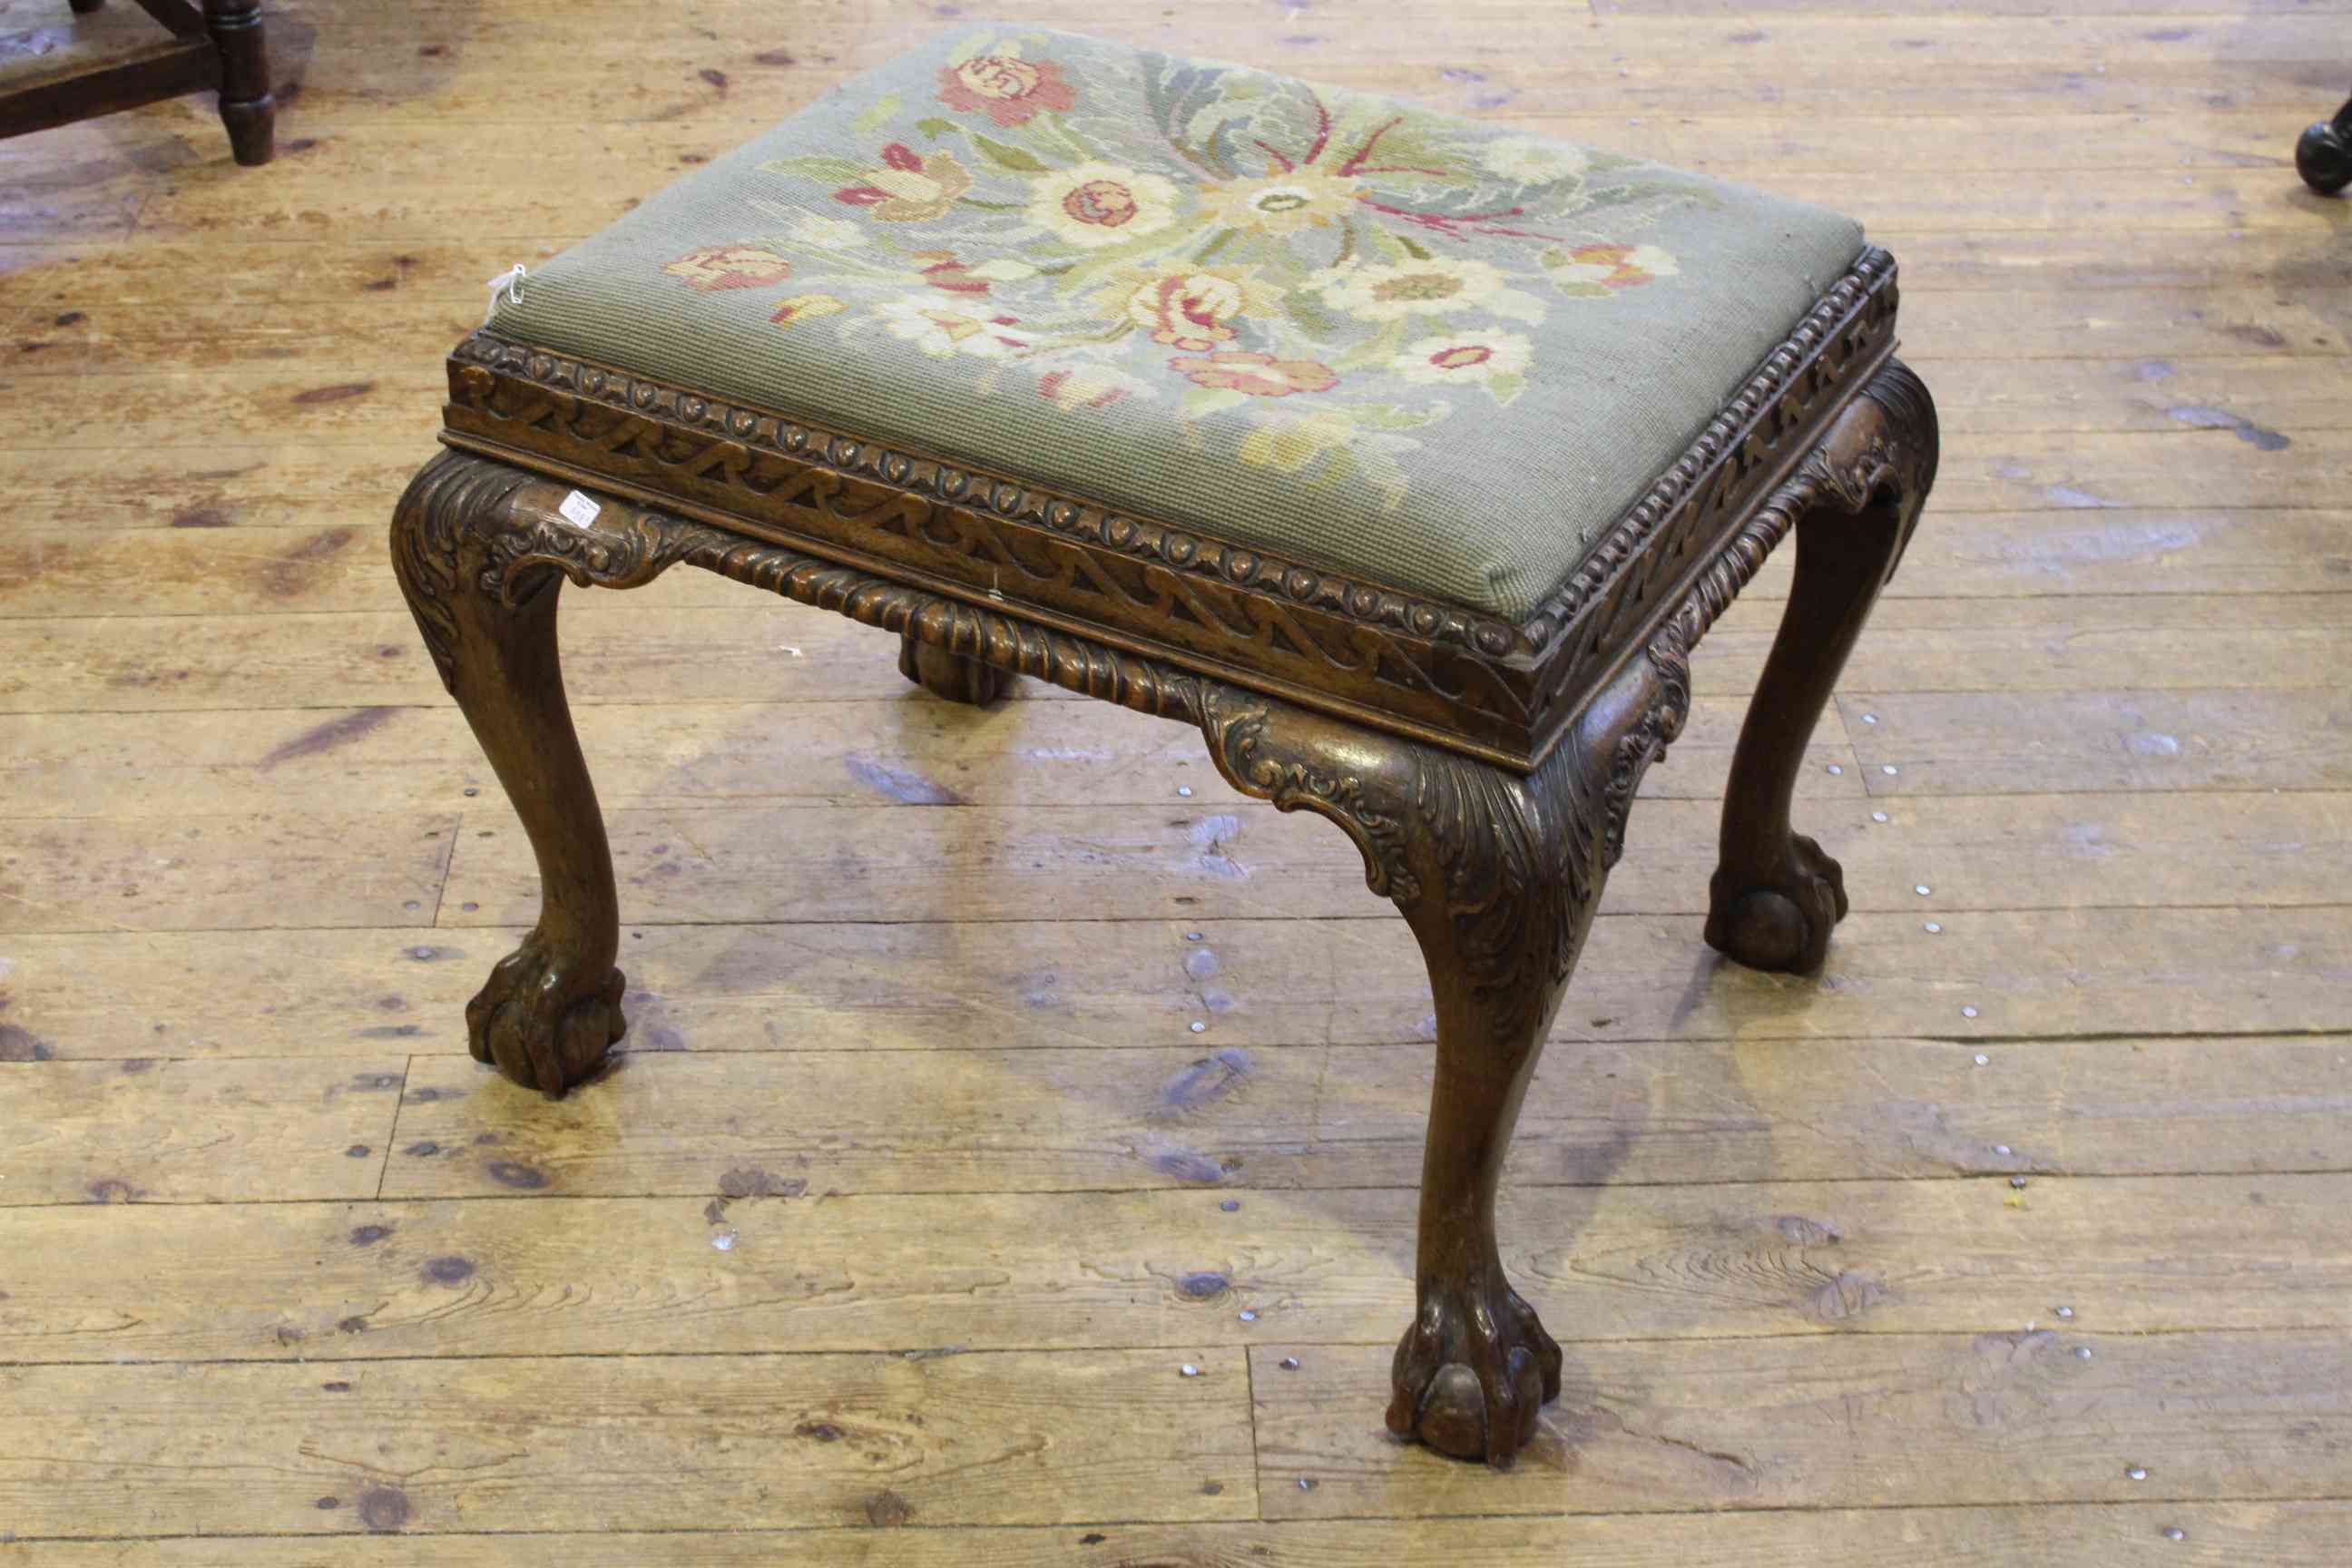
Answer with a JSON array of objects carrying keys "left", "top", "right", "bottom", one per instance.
[
  {"left": 1317, "top": 256, "right": 1545, "bottom": 324},
  {"left": 790, "top": 212, "right": 869, "bottom": 250},
  {"left": 1033, "top": 361, "right": 1155, "bottom": 411},
  {"left": 1095, "top": 265, "right": 1277, "bottom": 351},
  {"left": 1480, "top": 135, "right": 1588, "bottom": 185},
  {"left": 1027, "top": 161, "right": 1181, "bottom": 249},
  {"left": 1391, "top": 330, "right": 1532, "bottom": 385},
  {"left": 1543, "top": 242, "right": 1679, "bottom": 297},
  {"left": 875, "top": 298, "right": 1033, "bottom": 358},
  {"left": 1206, "top": 169, "right": 1359, "bottom": 235}
]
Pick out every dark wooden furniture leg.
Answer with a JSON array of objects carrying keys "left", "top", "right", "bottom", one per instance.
[
  {"left": 201, "top": 0, "right": 272, "bottom": 166},
  {"left": 1201, "top": 639, "right": 1684, "bottom": 1465},
  {"left": 1707, "top": 361, "right": 1940, "bottom": 973},
  {"left": 2299, "top": 95, "right": 2352, "bottom": 195},
  {"left": 900, "top": 631, "right": 1008, "bottom": 705},
  {"left": 69, "top": 0, "right": 105, "bottom": 15},
  {"left": 390, "top": 455, "right": 637, "bottom": 1095}
]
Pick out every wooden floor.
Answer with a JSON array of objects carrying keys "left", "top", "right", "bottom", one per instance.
[{"left": 2, "top": 0, "right": 2349, "bottom": 1561}]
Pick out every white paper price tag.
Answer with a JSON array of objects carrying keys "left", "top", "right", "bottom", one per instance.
[{"left": 556, "top": 490, "right": 602, "bottom": 529}]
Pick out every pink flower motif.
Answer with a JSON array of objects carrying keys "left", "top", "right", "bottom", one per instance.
[
  {"left": 1035, "top": 369, "right": 1133, "bottom": 410},
  {"left": 662, "top": 245, "right": 793, "bottom": 291},
  {"left": 936, "top": 53, "right": 1078, "bottom": 127},
  {"left": 915, "top": 252, "right": 994, "bottom": 295},
  {"left": 1168, "top": 351, "right": 1340, "bottom": 398}
]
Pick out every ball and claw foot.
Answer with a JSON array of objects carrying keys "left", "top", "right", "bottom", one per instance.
[
  {"left": 1705, "top": 832, "right": 1849, "bottom": 974},
  {"left": 2298, "top": 110, "right": 2352, "bottom": 196},
  {"left": 466, "top": 938, "right": 628, "bottom": 1096},
  {"left": 1387, "top": 1274, "right": 1564, "bottom": 1465}
]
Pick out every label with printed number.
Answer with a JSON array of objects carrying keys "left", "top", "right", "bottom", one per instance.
[{"left": 557, "top": 490, "right": 602, "bottom": 529}]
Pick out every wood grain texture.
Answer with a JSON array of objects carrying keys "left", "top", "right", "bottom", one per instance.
[
  {"left": 0, "top": 1506, "right": 2342, "bottom": 1563},
  {"left": 433, "top": 790, "right": 2352, "bottom": 925},
  {"left": 1250, "top": 1330, "right": 2352, "bottom": 1517},
  {"left": 0, "top": 1057, "right": 404, "bottom": 1204},
  {"left": 0, "top": 1350, "right": 1256, "bottom": 1537},
  {"left": 5, "top": 905, "right": 2347, "bottom": 1062},
  {"left": 5, "top": 1174, "right": 2347, "bottom": 1362},
  {"left": 0, "top": 695, "right": 1862, "bottom": 817}
]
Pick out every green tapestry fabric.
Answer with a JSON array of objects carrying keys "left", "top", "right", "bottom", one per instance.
[{"left": 488, "top": 25, "right": 1865, "bottom": 621}]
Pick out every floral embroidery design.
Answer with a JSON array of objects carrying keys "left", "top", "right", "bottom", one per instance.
[
  {"left": 1541, "top": 242, "right": 1678, "bottom": 298},
  {"left": 1171, "top": 351, "right": 1340, "bottom": 397},
  {"left": 833, "top": 144, "right": 972, "bottom": 221},
  {"left": 663, "top": 245, "right": 795, "bottom": 291},
  {"left": 685, "top": 33, "right": 1694, "bottom": 509},
  {"left": 936, "top": 44, "right": 1077, "bottom": 127},
  {"left": 770, "top": 293, "right": 847, "bottom": 327}
]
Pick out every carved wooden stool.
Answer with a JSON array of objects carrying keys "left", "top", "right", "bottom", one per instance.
[{"left": 391, "top": 27, "right": 1936, "bottom": 1468}]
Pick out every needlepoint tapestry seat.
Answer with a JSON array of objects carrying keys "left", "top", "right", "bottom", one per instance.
[
  {"left": 395, "top": 24, "right": 1939, "bottom": 1473},
  {"left": 485, "top": 25, "right": 1866, "bottom": 620}
]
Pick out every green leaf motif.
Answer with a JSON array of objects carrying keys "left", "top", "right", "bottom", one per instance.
[
  {"left": 851, "top": 93, "right": 903, "bottom": 139},
  {"left": 1283, "top": 289, "right": 1340, "bottom": 341},
  {"left": 759, "top": 154, "right": 869, "bottom": 184},
  {"left": 1346, "top": 402, "right": 1451, "bottom": 432},
  {"left": 1182, "top": 386, "right": 1252, "bottom": 420},
  {"left": 916, "top": 116, "right": 963, "bottom": 141},
  {"left": 973, "top": 134, "right": 1052, "bottom": 172}
]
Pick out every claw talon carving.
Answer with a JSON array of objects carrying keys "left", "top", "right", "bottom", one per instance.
[
  {"left": 1387, "top": 1277, "right": 1563, "bottom": 1464},
  {"left": 1706, "top": 832, "right": 1847, "bottom": 974},
  {"left": 465, "top": 939, "right": 626, "bottom": 1096}
]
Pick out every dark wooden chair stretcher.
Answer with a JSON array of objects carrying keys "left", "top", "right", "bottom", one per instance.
[
  {"left": 390, "top": 247, "right": 1939, "bottom": 1467},
  {"left": 2, "top": 0, "right": 272, "bottom": 166}
]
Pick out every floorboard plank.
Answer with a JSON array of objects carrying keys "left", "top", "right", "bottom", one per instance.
[
  {"left": 2, "top": 1505, "right": 2346, "bottom": 1565},
  {"left": 0, "top": 1058, "right": 402, "bottom": 1205},
  {"left": 5, "top": 1174, "right": 2347, "bottom": 1361},
  {"left": 428, "top": 791, "right": 2352, "bottom": 927},
  {"left": 5, "top": 905, "right": 2344, "bottom": 1063},
  {"left": 1250, "top": 1330, "right": 2352, "bottom": 1518},
  {"left": 0, "top": 1351, "right": 1256, "bottom": 1537}
]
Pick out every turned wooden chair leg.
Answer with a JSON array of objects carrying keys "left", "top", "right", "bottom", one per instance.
[
  {"left": 1707, "top": 360, "right": 1940, "bottom": 973},
  {"left": 899, "top": 631, "right": 1007, "bottom": 705},
  {"left": 1202, "top": 645, "right": 1682, "bottom": 1465},
  {"left": 202, "top": 0, "right": 274, "bottom": 166},
  {"left": 390, "top": 454, "right": 666, "bottom": 1095}
]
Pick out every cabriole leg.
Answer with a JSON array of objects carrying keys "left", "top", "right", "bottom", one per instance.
[
  {"left": 1201, "top": 649, "right": 1684, "bottom": 1465},
  {"left": 389, "top": 453, "right": 681, "bottom": 1094},
  {"left": 1707, "top": 359, "right": 1940, "bottom": 972}
]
